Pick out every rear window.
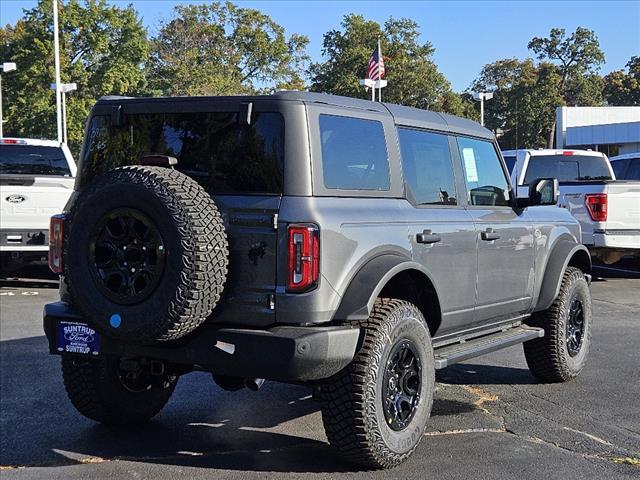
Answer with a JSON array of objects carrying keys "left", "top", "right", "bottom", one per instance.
[
  {"left": 611, "top": 159, "right": 629, "bottom": 178},
  {"left": 319, "top": 114, "right": 390, "bottom": 190},
  {"left": 625, "top": 158, "right": 640, "bottom": 180},
  {"left": 503, "top": 155, "right": 516, "bottom": 174},
  {"left": 524, "top": 154, "right": 612, "bottom": 184},
  {"left": 0, "top": 145, "right": 71, "bottom": 176},
  {"left": 83, "top": 111, "right": 284, "bottom": 194}
]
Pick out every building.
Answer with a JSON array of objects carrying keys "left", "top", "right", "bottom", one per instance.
[{"left": 555, "top": 106, "right": 640, "bottom": 156}]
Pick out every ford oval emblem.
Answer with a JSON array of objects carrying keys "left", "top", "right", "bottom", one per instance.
[{"left": 5, "top": 194, "right": 26, "bottom": 203}]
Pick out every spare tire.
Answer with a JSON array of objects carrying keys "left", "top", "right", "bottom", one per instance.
[{"left": 65, "top": 166, "right": 228, "bottom": 344}]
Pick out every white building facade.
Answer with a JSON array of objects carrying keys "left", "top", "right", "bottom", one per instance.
[{"left": 556, "top": 106, "right": 640, "bottom": 156}]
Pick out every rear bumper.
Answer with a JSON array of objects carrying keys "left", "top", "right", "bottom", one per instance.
[
  {"left": 593, "top": 231, "right": 640, "bottom": 249},
  {"left": 43, "top": 302, "right": 360, "bottom": 382},
  {"left": 0, "top": 228, "right": 48, "bottom": 250}
]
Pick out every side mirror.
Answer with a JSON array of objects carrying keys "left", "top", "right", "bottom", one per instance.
[{"left": 517, "top": 178, "right": 559, "bottom": 208}]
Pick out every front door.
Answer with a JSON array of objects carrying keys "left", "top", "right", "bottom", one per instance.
[{"left": 456, "top": 136, "right": 534, "bottom": 323}]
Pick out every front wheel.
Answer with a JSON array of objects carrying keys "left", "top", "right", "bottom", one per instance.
[
  {"left": 62, "top": 356, "right": 178, "bottom": 425},
  {"left": 317, "top": 298, "right": 435, "bottom": 469},
  {"left": 524, "top": 266, "right": 592, "bottom": 382}
]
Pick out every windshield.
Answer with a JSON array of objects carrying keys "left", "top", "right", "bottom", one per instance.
[
  {"left": 523, "top": 154, "right": 612, "bottom": 184},
  {"left": 0, "top": 145, "right": 71, "bottom": 176},
  {"left": 82, "top": 111, "right": 284, "bottom": 194}
]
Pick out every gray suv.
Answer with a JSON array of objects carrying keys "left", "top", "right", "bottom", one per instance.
[{"left": 44, "top": 92, "right": 593, "bottom": 469}]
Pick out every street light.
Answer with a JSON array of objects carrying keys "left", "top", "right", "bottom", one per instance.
[
  {"left": 50, "top": 82, "right": 77, "bottom": 144},
  {"left": 472, "top": 91, "right": 494, "bottom": 127},
  {"left": 0, "top": 62, "right": 17, "bottom": 138}
]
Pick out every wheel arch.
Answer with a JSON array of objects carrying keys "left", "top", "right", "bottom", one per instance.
[
  {"left": 333, "top": 254, "right": 442, "bottom": 336},
  {"left": 534, "top": 239, "right": 591, "bottom": 313}
]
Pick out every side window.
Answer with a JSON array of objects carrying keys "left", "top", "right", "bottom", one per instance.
[
  {"left": 611, "top": 159, "right": 629, "bottom": 179},
  {"left": 502, "top": 155, "right": 516, "bottom": 174},
  {"left": 319, "top": 114, "right": 390, "bottom": 190},
  {"left": 457, "top": 137, "right": 511, "bottom": 206},
  {"left": 625, "top": 158, "right": 640, "bottom": 180},
  {"left": 398, "top": 128, "right": 457, "bottom": 205}
]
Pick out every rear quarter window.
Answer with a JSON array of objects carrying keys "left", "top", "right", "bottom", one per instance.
[
  {"left": 319, "top": 114, "right": 390, "bottom": 191},
  {"left": 0, "top": 145, "right": 71, "bottom": 176}
]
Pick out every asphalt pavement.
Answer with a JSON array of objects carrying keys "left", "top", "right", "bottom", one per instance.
[{"left": 0, "top": 267, "right": 638, "bottom": 479}]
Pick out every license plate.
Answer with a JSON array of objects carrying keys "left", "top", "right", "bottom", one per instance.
[{"left": 56, "top": 321, "right": 101, "bottom": 356}]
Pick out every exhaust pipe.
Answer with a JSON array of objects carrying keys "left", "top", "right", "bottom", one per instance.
[{"left": 244, "top": 378, "right": 265, "bottom": 391}]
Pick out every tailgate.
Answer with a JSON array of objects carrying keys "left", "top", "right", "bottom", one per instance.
[
  {"left": 0, "top": 175, "right": 74, "bottom": 230},
  {"left": 603, "top": 182, "right": 640, "bottom": 232}
]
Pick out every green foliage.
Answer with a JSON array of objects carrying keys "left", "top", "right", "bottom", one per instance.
[
  {"left": 0, "top": 0, "right": 148, "bottom": 152},
  {"left": 604, "top": 57, "right": 640, "bottom": 106},
  {"left": 148, "top": 1, "right": 309, "bottom": 96},
  {"left": 309, "top": 14, "right": 472, "bottom": 117}
]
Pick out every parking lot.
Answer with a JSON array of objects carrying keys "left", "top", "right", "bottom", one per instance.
[{"left": 0, "top": 267, "right": 638, "bottom": 480}]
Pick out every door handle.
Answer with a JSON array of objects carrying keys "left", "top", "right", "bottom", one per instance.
[
  {"left": 416, "top": 230, "right": 442, "bottom": 244},
  {"left": 481, "top": 228, "right": 501, "bottom": 241}
]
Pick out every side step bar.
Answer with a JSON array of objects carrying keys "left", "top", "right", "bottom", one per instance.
[{"left": 434, "top": 326, "right": 544, "bottom": 369}]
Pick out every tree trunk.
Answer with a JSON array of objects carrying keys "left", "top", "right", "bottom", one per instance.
[{"left": 548, "top": 119, "right": 556, "bottom": 148}]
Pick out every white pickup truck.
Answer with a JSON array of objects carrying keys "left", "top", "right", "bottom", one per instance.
[
  {"left": 502, "top": 149, "right": 640, "bottom": 264},
  {"left": 0, "top": 138, "right": 76, "bottom": 275}
]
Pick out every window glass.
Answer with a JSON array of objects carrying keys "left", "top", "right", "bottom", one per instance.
[
  {"left": 82, "top": 111, "right": 284, "bottom": 194},
  {"left": 398, "top": 128, "right": 457, "bottom": 205},
  {"left": 611, "top": 159, "right": 629, "bottom": 178},
  {"left": 457, "top": 137, "right": 511, "bottom": 206},
  {"left": 319, "top": 114, "right": 390, "bottom": 190},
  {"left": 624, "top": 158, "right": 640, "bottom": 180},
  {"left": 502, "top": 155, "right": 516, "bottom": 174},
  {"left": 0, "top": 145, "right": 71, "bottom": 176},
  {"left": 523, "top": 154, "right": 612, "bottom": 184}
]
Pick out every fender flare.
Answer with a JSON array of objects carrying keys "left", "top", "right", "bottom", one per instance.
[
  {"left": 534, "top": 239, "right": 591, "bottom": 313},
  {"left": 333, "top": 254, "right": 437, "bottom": 321}
]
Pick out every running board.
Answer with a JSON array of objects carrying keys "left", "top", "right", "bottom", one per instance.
[{"left": 434, "top": 326, "right": 544, "bottom": 369}]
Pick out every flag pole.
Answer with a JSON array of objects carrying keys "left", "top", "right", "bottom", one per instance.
[{"left": 377, "top": 36, "right": 382, "bottom": 102}]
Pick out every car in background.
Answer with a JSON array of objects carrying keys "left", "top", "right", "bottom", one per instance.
[
  {"left": 502, "top": 149, "right": 640, "bottom": 264},
  {"left": 609, "top": 152, "right": 640, "bottom": 180},
  {"left": 0, "top": 138, "right": 76, "bottom": 275}
]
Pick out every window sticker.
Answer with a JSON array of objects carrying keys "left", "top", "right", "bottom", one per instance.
[{"left": 462, "top": 148, "right": 479, "bottom": 182}]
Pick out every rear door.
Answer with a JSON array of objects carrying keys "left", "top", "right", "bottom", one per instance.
[
  {"left": 82, "top": 102, "right": 284, "bottom": 327},
  {"left": 456, "top": 136, "right": 534, "bottom": 322},
  {"left": 397, "top": 127, "right": 477, "bottom": 333}
]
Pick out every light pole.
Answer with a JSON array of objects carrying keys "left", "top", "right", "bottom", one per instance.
[
  {"left": 50, "top": 82, "right": 77, "bottom": 144},
  {"left": 472, "top": 92, "right": 494, "bottom": 127},
  {"left": 53, "top": 0, "right": 63, "bottom": 143},
  {"left": 0, "top": 62, "right": 17, "bottom": 139}
]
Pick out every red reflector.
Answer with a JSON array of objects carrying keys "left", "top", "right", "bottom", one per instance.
[
  {"left": 49, "top": 214, "right": 65, "bottom": 274},
  {"left": 585, "top": 194, "right": 607, "bottom": 222},
  {"left": 287, "top": 224, "right": 319, "bottom": 292}
]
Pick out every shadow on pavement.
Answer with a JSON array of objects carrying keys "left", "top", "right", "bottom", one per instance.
[
  {"left": 0, "top": 335, "right": 478, "bottom": 473},
  {"left": 438, "top": 363, "right": 537, "bottom": 386}
]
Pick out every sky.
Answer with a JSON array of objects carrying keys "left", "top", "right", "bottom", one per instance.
[{"left": 1, "top": 0, "right": 639, "bottom": 92}]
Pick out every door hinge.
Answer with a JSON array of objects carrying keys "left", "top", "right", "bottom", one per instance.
[{"left": 272, "top": 213, "right": 278, "bottom": 230}]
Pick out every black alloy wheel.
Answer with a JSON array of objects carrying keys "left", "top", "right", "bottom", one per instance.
[
  {"left": 566, "top": 295, "right": 585, "bottom": 357},
  {"left": 89, "top": 208, "right": 166, "bottom": 305},
  {"left": 382, "top": 340, "right": 422, "bottom": 431}
]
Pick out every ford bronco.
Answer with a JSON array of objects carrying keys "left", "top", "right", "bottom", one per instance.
[{"left": 44, "top": 92, "right": 593, "bottom": 468}]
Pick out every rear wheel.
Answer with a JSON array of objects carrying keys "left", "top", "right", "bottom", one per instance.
[
  {"left": 317, "top": 298, "right": 435, "bottom": 469},
  {"left": 61, "top": 356, "right": 178, "bottom": 425},
  {"left": 524, "top": 267, "right": 592, "bottom": 382}
]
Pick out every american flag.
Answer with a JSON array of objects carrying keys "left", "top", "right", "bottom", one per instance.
[{"left": 366, "top": 46, "right": 385, "bottom": 81}]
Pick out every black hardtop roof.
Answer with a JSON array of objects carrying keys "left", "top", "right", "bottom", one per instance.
[{"left": 96, "top": 91, "right": 493, "bottom": 140}]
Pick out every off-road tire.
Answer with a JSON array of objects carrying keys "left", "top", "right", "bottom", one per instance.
[
  {"left": 61, "top": 356, "right": 177, "bottom": 425},
  {"left": 317, "top": 298, "right": 435, "bottom": 469},
  {"left": 65, "top": 166, "right": 228, "bottom": 344},
  {"left": 524, "top": 267, "right": 592, "bottom": 382}
]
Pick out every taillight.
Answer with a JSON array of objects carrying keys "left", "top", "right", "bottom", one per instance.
[
  {"left": 585, "top": 194, "right": 607, "bottom": 222},
  {"left": 49, "top": 214, "right": 65, "bottom": 274},
  {"left": 287, "top": 224, "right": 319, "bottom": 292}
]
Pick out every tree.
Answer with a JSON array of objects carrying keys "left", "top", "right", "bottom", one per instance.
[
  {"left": 604, "top": 56, "right": 640, "bottom": 106},
  {"left": 0, "top": 0, "right": 149, "bottom": 151},
  {"left": 148, "top": 1, "right": 309, "bottom": 96},
  {"left": 471, "top": 58, "right": 564, "bottom": 149},
  {"left": 309, "top": 14, "right": 471, "bottom": 117}
]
